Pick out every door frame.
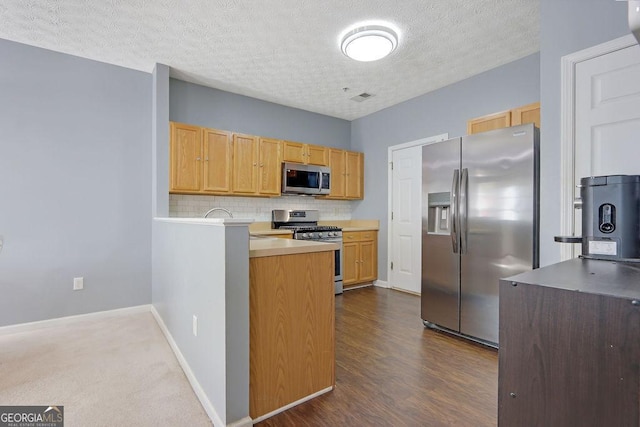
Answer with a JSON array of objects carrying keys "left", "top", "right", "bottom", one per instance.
[
  {"left": 387, "top": 133, "right": 448, "bottom": 290},
  {"left": 559, "top": 34, "right": 638, "bottom": 261}
]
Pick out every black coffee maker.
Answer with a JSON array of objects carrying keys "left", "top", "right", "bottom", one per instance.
[{"left": 555, "top": 175, "right": 640, "bottom": 262}]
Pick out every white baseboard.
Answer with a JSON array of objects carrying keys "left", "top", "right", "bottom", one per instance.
[
  {"left": 374, "top": 280, "right": 390, "bottom": 288},
  {"left": 151, "top": 306, "right": 227, "bottom": 427},
  {"left": 226, "top": 416, "right": 252, "bottom": 427},
  {"left": 0, "top": 305, "right": 152, "bottom": 336},
  {"left": 391, "top": 287, "right": 421, "bottom": 296},
  {"left": 343, "top": 283, "right": 373, "bottom": 291},
  {"left": 250, "top": 386, "right": 333, "bottom": 424}
]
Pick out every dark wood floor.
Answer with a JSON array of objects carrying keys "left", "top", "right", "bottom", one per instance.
[{"left": 256, "top": 286, "right": 498, "bottom": 427}]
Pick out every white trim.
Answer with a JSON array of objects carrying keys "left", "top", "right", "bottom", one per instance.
[
  {"left": 0, "top": 305, "right": 152, "bottom": 336},
  {"left": 387, "top": 133, "right": 448, "bottom": 292},
  {"left": 559, "top": 34, "right": 638, "bottom": 261},
  {"left": 154, "top": 217, "right": 253, "bottom": 226},
  {"left": 391, "top": 286, "right": 420, "bottom": 297},
  {"left": 226, "top": 417, "right": 252, "bottom": 427},
  {"left": 151, "top": 306, "right": 226, "bottom": 427},
  {"left": 373, "top": 279, "right": 390, "bottom": 288},
  {"left": 250, "top": 386, "right": 333, "bottom": 424},
  {"left": 343, "top": 283, "right": 374, "bottom": 291},
  {"left": 387, "top": 134, "right": 449, "bottom": 152}
]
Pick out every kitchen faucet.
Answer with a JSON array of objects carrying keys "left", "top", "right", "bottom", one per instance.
[{"left": 203, "top": 207, "right": 233, "bottom": 218}]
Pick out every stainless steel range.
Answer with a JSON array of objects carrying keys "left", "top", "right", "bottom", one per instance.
[{"left": 272, "top": 209, "right": 343, "bottom": 294}]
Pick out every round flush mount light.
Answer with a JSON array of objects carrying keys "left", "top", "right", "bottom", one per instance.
[{"left": 340, "top": 25, "right": 398, "bottom": 62}]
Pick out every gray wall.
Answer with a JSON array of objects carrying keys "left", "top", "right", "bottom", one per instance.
[
  {"left": 170, "top": 79, "right": 351, "bottom": 149},
  {"left": 153, "top": 64, "right": 170, "bottom": 217},
  {"left": 539, "top": 0, "right": 629, "bottom": 266},
  {"left": 0, "top": 39, "right": 152, "bottom": 326},
  {"left": 152, "top": 220, "right": 246, "bottom": 425},
  {"left": 223, "top": 225, "right": 250, "bottom": 424},
  {"left": 351, "top": 53, "right": 541, "bottom": 281}
]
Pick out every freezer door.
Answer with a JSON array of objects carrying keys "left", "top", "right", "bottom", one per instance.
[
  {"left": 421, "top": 137, "right": 461, "bottom": 331},
  {"left": 460, "top": 124, "right": 539, "bottom": 344}
]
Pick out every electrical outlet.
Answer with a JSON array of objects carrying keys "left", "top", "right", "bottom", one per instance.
[
  {"left": 192, "top": 315, "right": 198, "bottom": 337},
  {"left": 73, "top": 277, "right": 84, "bottom": 290}
]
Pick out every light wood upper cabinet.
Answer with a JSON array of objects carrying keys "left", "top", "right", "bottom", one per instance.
[
  {"left": 169, "top": 121, "right": 365, "bottom": 199},
  {"left": 328, "top": 149, "right": 346, "bottom": 198},
  {"left": 170, "top": 122, "right": 233, "bottom": 195},
  {"left": 467, "top": 102, "right": 540, "bottom": 135},
  {"left": 282, "top": 141, "right": 305, "bottom": 163},
  {"left": 257, "top": 137, "right": 281, "bottom": 195},
  {"left": 282, "top": 141, "right": 328, "bottom": 166},
  {"left": 307, "top": 144, "right": 329, "bottom": 166},
  {"left": 467, "top": 110, "right": 511, "bottom": 135},
  {"left": 232, "top": 133, "right": 259, "bottom": 194},
  {"left": 326, "top": 149, "right": 363, "bottom": 200},
  {"left": 203, "top": 128, "right": 232, "bottom": 193},
  {"left": 170, "top": 122, "right": 202, "bottom": 192},
  {"left": 345, "top": 151, "right": 363, "bottom": 199},
  {"left": 511, "top": 102, "right": 541, "bottom": 128},
  {"left": 232, "top": 134, "right": 282, "bottom": 196}
]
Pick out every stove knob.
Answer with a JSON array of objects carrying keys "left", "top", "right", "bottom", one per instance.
[
  {"left": 329, "top": 232, "right": 335, "bottom": 237},
  {"left": 310, "top": 233, "right": 317, "bottom": 239},
  {"left": 302, "top": 233, "right": 308, "bottom": 238}
]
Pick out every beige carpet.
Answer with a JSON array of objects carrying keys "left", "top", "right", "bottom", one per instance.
[{"left": 0, "top": 311, "right": 212, "bottom": 427}]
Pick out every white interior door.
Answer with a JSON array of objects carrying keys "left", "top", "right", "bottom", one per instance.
[
  {"left": 573, "top": 43, "right": 640, "bottom": 256},
  {"left": 391, "top": 146, "right": 422, "bottom": 293},
  {"left": 389, "top": 134, "right": 447, "bottom": 294}
]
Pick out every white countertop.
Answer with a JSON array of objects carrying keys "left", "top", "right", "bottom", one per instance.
[{"left": 250, "top": 238, "right": 339, "bottom": 258}]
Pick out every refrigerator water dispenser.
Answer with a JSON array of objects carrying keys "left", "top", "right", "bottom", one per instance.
[{"left": 427, "top": 192, "right": 451, "bottom": 234}]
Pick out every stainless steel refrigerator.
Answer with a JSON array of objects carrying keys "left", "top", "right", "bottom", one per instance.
[{"left": 421, "top": 124, "right": 539, "bottom": 346}]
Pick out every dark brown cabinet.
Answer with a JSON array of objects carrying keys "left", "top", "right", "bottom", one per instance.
[{"left": 498, "top": 258, "right": 640, "bottom": 427}]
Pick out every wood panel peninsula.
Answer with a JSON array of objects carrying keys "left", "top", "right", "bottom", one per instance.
[{"left": 249, "top": 237, "right": 338, "bottom": 421}]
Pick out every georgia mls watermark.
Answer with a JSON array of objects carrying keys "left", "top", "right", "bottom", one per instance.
[{"left": 0, "top": 406, "right": 63, "bottom": 427}]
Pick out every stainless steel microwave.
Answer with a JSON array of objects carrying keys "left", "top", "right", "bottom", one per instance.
[{"left": 281, "top": 162, "right": 331, "bottom": 195}]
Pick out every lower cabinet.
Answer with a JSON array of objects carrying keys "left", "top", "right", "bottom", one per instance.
[{"left": 343, "top": 230, "right": 377, "bottom": 288}]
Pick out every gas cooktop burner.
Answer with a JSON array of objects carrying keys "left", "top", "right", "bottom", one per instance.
[{"left": 278, "top": 225, "right": 341, "bottom": 232}]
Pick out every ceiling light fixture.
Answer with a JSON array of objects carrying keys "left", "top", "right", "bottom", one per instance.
[{"left": 340, "top": 25, "right": 398, "bottom": 62}]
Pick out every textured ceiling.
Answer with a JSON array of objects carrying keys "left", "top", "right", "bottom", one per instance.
[{"left": 0, "top": 0, "right": 539, "bottom": 120}]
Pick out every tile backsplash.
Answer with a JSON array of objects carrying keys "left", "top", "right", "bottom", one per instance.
[{"left": 169, "top": 194, "right": 352, "bottom": 221}]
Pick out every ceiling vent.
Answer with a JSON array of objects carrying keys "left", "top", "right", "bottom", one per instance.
[{"left": 350, "top": 92, "right": 375, "bottom": 102}]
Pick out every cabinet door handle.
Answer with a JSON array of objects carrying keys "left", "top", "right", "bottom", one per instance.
[
  {"left": 253, "top": 163, "right": 257, "bottom": 166},
  {"left": 196, "top": 157, "right": 201, "bottom": 161}
]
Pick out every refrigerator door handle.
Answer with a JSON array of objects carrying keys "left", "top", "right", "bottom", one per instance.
[
  {"left": 451, "top": 169, "right": 460, "bottom": 253},
  {"left": 460, "top": 168, "right": 469, "bottom": 254}
]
